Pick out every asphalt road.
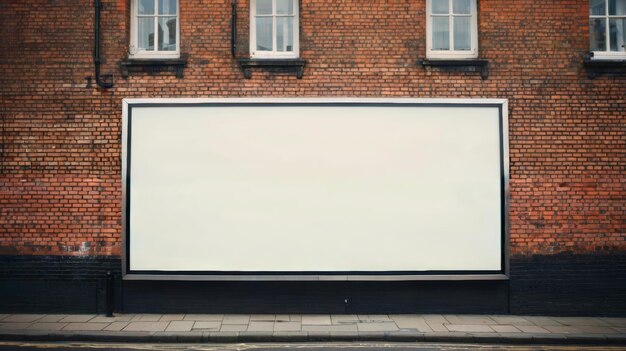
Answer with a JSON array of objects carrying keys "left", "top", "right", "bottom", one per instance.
[{"left": 0, "top": 343, "right": 624, "bottom": 351}]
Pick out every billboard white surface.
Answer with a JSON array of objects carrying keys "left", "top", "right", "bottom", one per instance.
[{"left": 123, "top": 100, "right": 507, "bottom": 277}]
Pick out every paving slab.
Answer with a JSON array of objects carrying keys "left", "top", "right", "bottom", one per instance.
[
  {"left": 543, "top": 325, "right": 583, "bottom": 334},
  {"left": 425, "top": 321, "right": 449, "bottom": 332},
  {"left": 490, "top": 324, "right": 521, "bottom": 333},
  {"left": 246, "top": 321, "right": 274, "bottom": 332},
  {"left": 358, "top": 314, "right": 392, "bottom": 322},
  {"left": 103, "top": 322, "right": 129, "bottom": 331},
  {"left": 490, "top": 315, "right": 534, "bottom": 325},
  {"left": 222, "top": 314, "right": 250, "bottom": 325},
  {"left": 184, "top": 314, "right": 223, "bottom": 321},
  {"left": 0, "top": 315, "right": 9, "bottom": 321},
  {"left": 37, "top": 315, "right": 67, "bottom": 323},
  {"left": 275, "top": 315, "right": 291, "bottom": 322},
  {"left": 303, "top": 324, "right": 357, "bottom": 332},
  {"left": 517, "top": 325, "right": 551, "bottom": 333},
  {"left": 357, "top": 322, "right": 399, "bottom": 332},
  {"left": 220, "top": 324, "right": 248, "bottom": 332},
  {"left": 59, "top": 315, "right": 96, "bottom": 323},
  {"left": 302, "top": 315, "right": 331, "bottom": 325},
  {"left": 422, "top": 314, "right": 449, "bottom": 324},
  {"left": 165, "top": 320, "right": 194, "bottom": 332},
  {"left": 331, "top": 314, "right": 360, "bottom": 324},
  {"left": 445, "top": 324, "right": 494, "bottom": 333},
  {"left": 90, "top": 315, "right": 134, "bottom": 323},
  {"left": 444, "top": 315, "right": 496, "bottom": 325},
  {"left": 159, "top": 314, "right": 185, "bottom": 322},
  {"left": 192, "top": 321, "right": 221, "bottom": 330},
  {"left": 392, "top": 316, "right": 433, "bottom": 332},
  {"left": 274, "top": 321, "right": 301, "bottom": 332},
  {"left": 130, "top": 314, "right": 162, "bottom": 322},
  {"left": 250, "top": 314, "right": 275, "bottom": 321},
  {"left": 63, "top": 323, "right": 109, "bottom": 331},
  {"left": 2, "top": 315, "right": 44, "bottom": 323},
  {"left": 122, "top": 321, "right": 168, "bottom": 332},
  {"left": 0, "top": 322, "right": 31, "bottom": 330},
  {"left": 600, "top": 317, "right": 626, "bottom": 327},
  {"left": 553, "top": 317, "right": 611, "bottom": 326},
  {"left": 524, "top": 316, "right": 564, "bottom": 326},
  {"left": 27, "top": 322, "right": 68, "bottom": 331}
]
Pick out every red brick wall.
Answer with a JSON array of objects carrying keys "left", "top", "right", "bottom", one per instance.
[{"left": 1, "top": 0, "right": 624, "bottom": 256}]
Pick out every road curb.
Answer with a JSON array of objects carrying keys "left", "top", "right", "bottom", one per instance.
[{"left": 1, "top": 330, "right": 626, "bottom": 345}]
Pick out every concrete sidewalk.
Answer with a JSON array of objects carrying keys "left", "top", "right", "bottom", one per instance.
[{"left": 1, "top": 313, "right": 625, "bottom": 345}]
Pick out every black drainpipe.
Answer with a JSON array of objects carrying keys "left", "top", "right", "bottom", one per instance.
[
  {"left": 94, "top": 0, "right": 113, "bottom": 89},
  {"left": 231, "top": 0, "right": 237, "bottom": 58}
]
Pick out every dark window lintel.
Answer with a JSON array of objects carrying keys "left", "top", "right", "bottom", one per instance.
[
  {"left": 583, "top": 58, "right": 626, "bottom": 79},
  {"left": 237, "top": 58, "right": 305, "bottom": 79},
  {"left": 418, "top": 59, "right": 489, "bottom": 80}
]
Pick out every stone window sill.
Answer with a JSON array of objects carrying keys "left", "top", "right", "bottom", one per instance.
[
  {"left": 120, "top": 57, "right": 188, "bottom": 79},
  {"left": 237, "top": 58, "right": 305, "bottom": 79},
  {"left": 583, "top": 58, "right": 626, "bottom": 79},
  {"left": 418, "top": 59, "right": 489, "bottom": 80}
]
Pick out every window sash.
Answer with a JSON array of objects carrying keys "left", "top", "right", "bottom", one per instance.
[
  {"left": 131, "top": 0, "right": 180, "bottom": 58},
  {"left": 251, "top": 0, "right": 299, "bottom": 58},
  {"left": 427, "top": 0, "right": 478, "bottom": 58}
]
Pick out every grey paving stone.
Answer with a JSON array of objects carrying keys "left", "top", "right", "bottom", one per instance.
[
  {"left": 544, "top": 325, "right": 583, "bottom": 334},
  {"left": 272, "top": 331, "right": 308, "bottom": 342},
  {"left": 490, "top": 324, "right": 521, "bottom": 333},
  {"left": 0, "top": 322, "right": 31, "bottom": 330},
  {"left": 613, "top": 327, "right": 626, "bottom": 333},
  {"left": 576, "top": 325, "right": 621, "bottom": 334},
  {"left": 192, "top": 321, "right": 221, "bottom": 330},
  {"left": 165, "top": 320, "right": 194, "bottom": 332},
  {"left": 600, "top": 317, "right": 626, "bottom": 327},
  {"left": 63, "top": 323, "right": 109, "bottom": 331},
  {"left": 159, "top": 314, "right": 185, "bottom": 322},
  {"left": 27, "top": 322, "right": 68, "bottom": 331},
  {"left": 303, "top": 324, "right": 357, "bottom": 332},
  {"left": 302, "top": 314, "right": 331, "bottom": 325},
  {"left": 357, "top": 322, "right": 398, "bottom": 332},
  {"left": 59, "top": 315, "right": 96, "bottom": 323},
  {"left": 289, "top": 315, "right": 302, "bottom": 322},
  {"left": 444, "top": 315, "right": 496, "bottom": 325},
  {"left": 425, "top": 321, "right": 449, "bottom": 332},
  {"left": 37, "top": 315, "right": 67, "bottom": 323},
  {"left": 250, "top": 314, "right": 275, "bottom": 321},
  {"left": 130, "top": 314, "right": 162, "bottom": 322},
  {"left": 2, "top": 315, "right": 45, "bottom": 323},
  {"left": 184, "top": 314, "right": 223, "bottom": 321},
  {"left": 103, "top": 322, "right": 129, "bottom": 331},
  {"left": 391, "top": 316, "right": 433, "bottom": 332},
  {"left": 220, "top": 324, "right": 248, "bottom": 332},
  {"left": 123, "top": 321, "right": 168, "bottom": 332},
  {"left": 358, "top": 314, "right": 392, "bottom": 322},
  {"left": 0, "top": 314, "right": 9, "bottom": 321},
  {"left": 422, "top": 314, "right": 449, "bottom": 324},
  {"left": 274, "top": 321, "right": 301, "bottom": 332},
  {"left": 445, "top": 324, "right": 494, "bottom": 333},
  {"left": 517, "top": 325, "right": 551, "bottom": 333},
  {"left": 222, "top": 314, "right": 250, "bottom": 325},
  {"left": 490, "top": 315, "right": 534, "bottom": 326},
  {"left": 553, "top": 317, "right": 611, "bottom": 327},
  {"left": 275, "top": 314, "right": 290, "bottom": 322},
  {"left": 524, "top": 316, "right": 563, "bottom": 326},
  {"left": 247, "top": 321, "right": 274, "bottom": 332},
  {"left": 331, "top": 314, "right": 360, "bottom": 324},
  {"left": 90, "top": 315, "right": 134, "bottom": 323}
]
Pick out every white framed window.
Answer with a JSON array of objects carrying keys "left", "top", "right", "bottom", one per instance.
[
  {"left": 250, "top": 0, "right": 299, "bottom": 59},
  {"left": 426, "top": 0, "right": 478, "bottom": 59},
  {"left": 590, "top": 0, "right": 626, "bottom": 59},
  {"left": 130, "top": 0, "right": 179, "bottom": 59}
]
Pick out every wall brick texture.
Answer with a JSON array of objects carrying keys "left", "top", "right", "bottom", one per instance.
[{"left": 0, "top": 0, "right": 624, "bottom": 257}]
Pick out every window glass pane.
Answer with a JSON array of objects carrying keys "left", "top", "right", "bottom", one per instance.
[
  {"left": 432, "top": 16, "right": 450, "bottom": 50},
  {"left": 590, "top": 0, "right": 606, "bottom": 15},
  {"left": 158, "top": 17, "right": 177, "bottom": 51},
  {"left": 609, "top": 18, "right": 626, "bottom": 51},
  {"left": 453, "top": 16, "right": 471, "bottom": 50},
  {"left": 256, "top": 0, "right": 272, "bottom": 15},
  {"left": 431, "top": 0, "right": 449, "bottom": 14},
  {"left": 159, "top": 0, "right": 177, "bottom": 15},
  {"left": 256, "top": 16, "right": 273, "bottom": 51},
  {"left": 139, "top": 0, "right": 155, "bottom": 15},
  {"left": 609, "top": 0, "right": 626, "bottom": 15},
  {"left": 138, "top": 17, "right": 155, "bottom": 50},
  {"left": 453, "top": 0, "right": 471, "bottom": 14},
  {"left": 276, "top": 16, "right": 294, "bottom": 52},
  {"left": 276, "top": 0, "right": 294, "bottom": 15},
  {"left": 590, "top": 18, "right": 607, "bottom": 51}
]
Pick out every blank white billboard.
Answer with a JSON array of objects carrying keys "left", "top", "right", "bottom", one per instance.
[{"left": 122, "top": 99, "right": 507, "bottom": 278}]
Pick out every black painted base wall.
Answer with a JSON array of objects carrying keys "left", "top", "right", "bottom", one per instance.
[{"left": 1, "top": 253, "right": 625, "bottom": 315}]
